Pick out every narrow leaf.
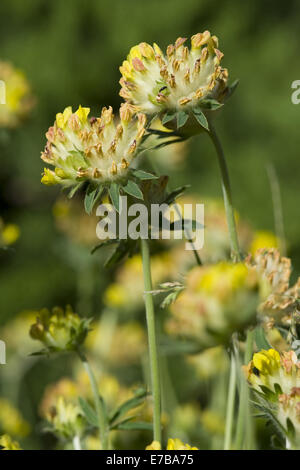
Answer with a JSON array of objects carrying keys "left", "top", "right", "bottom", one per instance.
[
  {"left": 176, "top": 111, "right": 189, "bottom": 129},
  {"left": 84, "top": 184, "right": 102, "bottom": 215},
  {"left": 115, "top": 421, "right": 153, "bottom": 431},
  {"left": 68, "top": 182, "right": 84, "bottom": 199},
  {"left": 108, "top": 183, "right": 121, "bottom": 213},
  {"left": 193, "top": 109, "right": 209, "bottom": 130},
  {"left": 255, "top": 326, "right": 272, "bottom": 350},
  {"left": 78, "top": 397, "right": 98, "bottom": 427},
  {"left": 123, "top": 180, "right": 144, "bottom": 200},
  {"left": 162, "top": 111, "right": 177, "bottom": 125},
  {"left": 133, "top": 170, "right": 158, "bottom": 180}
]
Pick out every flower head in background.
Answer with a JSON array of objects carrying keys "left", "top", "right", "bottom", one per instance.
[
  {"left": 0, "top": 61, "right": 34, "bottom": 128},
  {"left": 167, "top": 261, "right": 259, "bottom": 350},
  {"left": 45, "top": 397, "right": 86, "bottom": 440},
  {"left": 146, "top": 438, "right": 198, "bottom": 450},
  {"left": 41, "top": 103, "right": 147, "bottom": 207},
  {"left": 245, "top": 249, "right": 300, "bottom": 321},
  {"left": 0, "top": 434, "right": 21, "bottom": 450},
  {"left": 29, "top": 305, "right": 91, "bottom": 354}
]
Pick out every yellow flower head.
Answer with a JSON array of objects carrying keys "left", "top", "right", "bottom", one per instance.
[
  {"left": 41, "top": 103, "right": 146, "bottom": 187},
  {"left": 29, "top": 305, "right": 91, "bottom": 353},
  {"left": 120, "top": 32, "right": 228, "bottom": 116},
  {"left": 146, "top": 438, "right": 198, "bottom": 450},
  {"left": 0, "top": 60, "right": 34, "bottom": 128},
  {"left": 245, "top": 349, "right": 300, "bottom": 396},
  {"left": 0, "top": 434, "right": 21, "bottom": 450}
]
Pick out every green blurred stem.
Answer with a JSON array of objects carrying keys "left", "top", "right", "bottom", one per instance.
[
  {"left": 235, "top": 329, "right": 255, "bottom": 449},
  {"left": 224, "top": 353, "right": 237, "bottom": 450},
  {"left": 207, "top": 123, "right": 241, "bottom": 261},
  {"left": 141, "top": 237, "right": 162, "bottom": 443},
  {"left": 77, "top": 349, "right": 109, "bottom": 450}
]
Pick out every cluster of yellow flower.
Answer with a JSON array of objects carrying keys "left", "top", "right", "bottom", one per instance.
[{"left": 245, "top": 349, "right": 300, "bottom": 449}]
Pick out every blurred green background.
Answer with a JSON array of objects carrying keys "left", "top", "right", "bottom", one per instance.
[{"left": 0, "top": 0, "right": 299, "bottom": 449}]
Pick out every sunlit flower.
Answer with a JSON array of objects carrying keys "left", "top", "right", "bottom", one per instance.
[
  {"left": 0, "top": 398, "right": 30, "bottom": 438},
  {"left": 245, "top": 348, "right": 300, "bottom": 448},
  {"left": 0, "top": 434, "right": 21, "bottom": 450},
  {"left": 41, "top": 103, "right": 146, "bottom": 188},
  {"left": 244, "top": 349, "right": 300, "bottom": 396},
  {"left": 29, "top": 305, "right": 91, "bottom": 353},
  {"left": 146, "top": 438, "right": 198, "bottom": 450},
  {"left": 120, "top": 32, "right": 228, "bottom": 120},
  {"left": 45, "top": 397, "right": 86, "bottom": 440},
  {"left": 0, "top": 61, "right": 34, "bottom": 128}
]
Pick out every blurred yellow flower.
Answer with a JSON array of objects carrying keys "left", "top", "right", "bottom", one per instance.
[
  {"left": 0, "top": 219, "right": 20, "bottom": 247},
  {"left": 250, "top": 230, "right": 278, "bottom": 255},
  {"left": 0, "top": 398, "right": 30, "bottom": 438},
  {"left": 29, "top": 305, "right": 91, "bottom": 353},
  {"left": 45, "top": 396, "right": 86, "bottom": 440},
  {"left": 0, "top": 434, "right": 21, "bottom": 450},
  {"left": 0, "top": 61, "right": 34, "bottom": 128}
]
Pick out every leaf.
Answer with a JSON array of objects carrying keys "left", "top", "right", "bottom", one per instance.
[
  {"left": 193, "top": 109, "right": 209, "bottom": 130},
  {"left": 200, "top": 99, "right": 224, "bottom": 110},
  {"left": 84, "top": 183, "right": 102, "bottom": 215},
  {"left": 164, "top": 185, "right": 190, "bottom": 205},
  {"left": 91, "top": 239, "right": 119, "bottom": 255},
  {"left": 108, "top": 183, "right": 121, "bottom": 213},
  {"left": 176, "top": 111, "right": 189, "bottom": 129},
  {"left": 286, "top": 417, "right": 295, "bottom": 439},
  {"left": 161, "top": 289, "right": 184, "bottom": 309},
  {"left": 123, "top": 180, "right": 144, "bottom": 200},
  {"left": 133, "top": 170, "right": 158, "bottom": 180},
  {"left": 104, "top": 239, "right": 137, "bottom": 268},
  {"left": 68, "top": 181, "right": 84, "bottom": 199},
  {"left": 162, "top": 111, "right": 177, "bottom": 125},
  {"left": 255, "top": 326, "right": 272, "bottom": 350},
  {"left": 109, "top": 389, "right": 148, "bottom": 425},
  {"left": 226, "top": 79, "right": 239, "bottom": 100},
  {"left": 78, "top": 397, "right": 98, "bottom": 427},
  {"left": 114, "top": 421, "right": 153, "bottom": 431}
]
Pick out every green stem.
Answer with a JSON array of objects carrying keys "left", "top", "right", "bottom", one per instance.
[
  {"left": 207, "top": 123, "right": 241, "bottom": 261},
  {"left": 235, "top": 329, "right": 254, "bottom": 449},
  {"left": 141, "top": 237, "right": 162, "bottom": 443},
  {"left": 77, "top": 349, "right": 109, "bottom": 450},
  {"left": 224, "top": 353, "right": 237, "bottom": 450}
]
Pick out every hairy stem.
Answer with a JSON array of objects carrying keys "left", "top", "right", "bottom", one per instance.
[{"left": 141, "top": 237, "right": 162, "bottom": 443}]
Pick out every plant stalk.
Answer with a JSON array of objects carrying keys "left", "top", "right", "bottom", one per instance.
[
  {"left": 207, "top": 123, "right": 241, "bottom": 261},
  {"left": 141, "top": 237, "right": 162, "bottom": 443},
  {"left": 224, "top": 353, "right": 237, "bottom": 450},
  {"left": 235, "top": 329, "right": 254, "bottom": 449},
  {"left": 77, "top": 349, "right": 109, "bottom": 450}
]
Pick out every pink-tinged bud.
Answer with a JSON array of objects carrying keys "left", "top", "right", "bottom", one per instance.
[{"left": 132, "top": 57, "right": 146, "bottom": 72}]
